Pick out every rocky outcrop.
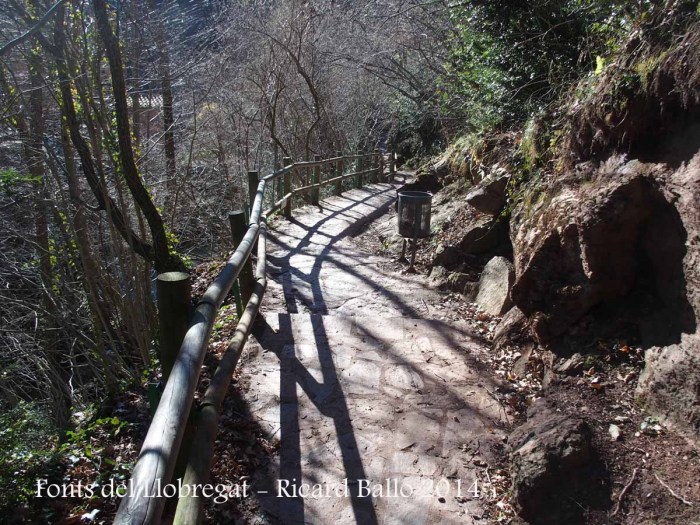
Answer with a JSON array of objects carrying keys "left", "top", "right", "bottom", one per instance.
[
  {"left": 430, "top": 155, "right": 450, "bottom": 180},
  {"left": 395, "top": 171, "right": 443, "bottom": 196},
  {"left": 554, "top": 352, "right": 585, "bottom": 376},
  {"left": 433, "top": 216, "right": 509, "bottom": 268},
  {"left": 447, "top": 273, "right": 479, "bottom": 300},
  {"left": 475, "top": 256, "right": 515, "bottom": 315},
  {"left": 428, "top": 265, "right": 448, "bottom": 287},
  {"left": 510, "top": 399, "right": 609, "bottom": 524},
  {"left": 509, "top": 148, "right": 700, "bottom": 442},
  {"left": 466, "top": 169, "right": 510, "bottom": 215},
  {"left": 510, "top": 157, "right": 680, "bottom": 342},
  {"left": 637, "top": 337, "right": 700, "bottom": 438},
  {"left": 636, "top": 151, "right": 700, "bottom": 443}
]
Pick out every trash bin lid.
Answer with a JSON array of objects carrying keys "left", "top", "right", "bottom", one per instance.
[{"left": 397, "top": 190, "right": 433, "bottom": 203}]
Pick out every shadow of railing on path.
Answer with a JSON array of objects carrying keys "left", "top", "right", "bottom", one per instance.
[
  {"left": 251, "top": 177, "right": 506, "bottom": 524},
  {"left": 256, "top": 184, "right": 398, "bottom": 524}
]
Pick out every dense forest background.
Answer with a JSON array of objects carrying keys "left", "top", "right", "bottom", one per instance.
[{"left": 1, "top": 0, "right": 697, "bottom": 520}]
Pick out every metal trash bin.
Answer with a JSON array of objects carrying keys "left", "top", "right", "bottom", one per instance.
[
  {"left": 397, "top": 191, "right": 432, "bottom": 271},
  {"left": 397, "top": 191, "right": 432, "bottom": 238}
]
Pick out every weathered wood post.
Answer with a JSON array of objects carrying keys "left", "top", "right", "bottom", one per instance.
[
  {"left": 246, "top": 170, "right": 259, "bottom": 234},
  {"left": 229, "top": 211, "right": 255, "bottom": 303},
  {"left": 272, "top": 145, "right": 279, "bottom": 204},
  {"left": 367, "top": 154, "right": 373, "bottom": 184},
  {"left": 156, "top": 271, "right": 195, "bottom": 487},
  {"left": 356, "top": 155, "right": 363, "bottom": 189},
  {"left": 156, "top": 272, "right": 192, "bottom": 383},
  {"left": 389, "top": 149, "right": 396, "bottom": 181},
  {"left": 335, "top": 151, "right": 343, "bottom": 196},
  {"left": 312, "top": 154, "right": 321, "bottom": 205},
  {"left": 247, "top": 170, "right": 258, "bottom": 212},
  {"left": 379, "top": 150, "right": 386, "bottom": 182},
  {"left": 231, "top": 282, "right": 243, "bottom": 317},
  {"left": 275, "top": 156, "right": 283, "bottom": 204},
  {"left": 373, "top": 149, "right": 381, "bottom": 183},
  {"left": 283, "top": 156, "right": 293, "bottom": 219}
]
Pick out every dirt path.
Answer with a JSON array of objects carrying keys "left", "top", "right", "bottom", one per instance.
[{"left": 238, "top": 181, "right": 507, "bottom": 524}]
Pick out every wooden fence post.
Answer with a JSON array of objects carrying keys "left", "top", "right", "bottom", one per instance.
[
  {"left": 283, "top": 156, "right": 293, "bottom": 219},
  {"left": 379, "top": 150, "right": 386, "bottom": 182},
  {"left": 389, "top": 150, "right": 396, "bottom": 181},
  {"left": 312, "top": 154, "right": 321, "bottom": 205},
  {"left": 373, "top": 149, "right": 381, "bottom": 183},
  {"left": 356, "top": 155, "right": 363, "bottom": 189},
  {"left": 228, "top": 211, "right": 255, "bottom": 302},
  {"left": 335, "top": 151, "right": 343, "bottom": 196},
  {"left": 153, "top": 268, "right": 194, "bottom": 494},
  {"left": 156, "top": 272, "right": 192, "bottom": 383},
  {"left": 247, "top": 170, "right": 258, "bottom": 212},
  {"left": 276, "top": 176, "right": 282, "bottom": 203},
  {"left": 247, "top": 170, "right": 260, "bottom": 264}
]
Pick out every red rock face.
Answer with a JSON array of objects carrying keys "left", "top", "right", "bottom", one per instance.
[
  {"left": 510, "top": 148, "right": 700, "bottom": 443},
  {"left": 510, "top": 158, "right": 675, "bottom": 342},
  {"left": 637, "top": 150, "right": 700, "bottom": 444}
]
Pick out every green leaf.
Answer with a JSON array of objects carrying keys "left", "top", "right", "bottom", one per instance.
[
  {"left": 595, "top": 56, "right": 606, "bottom": 75},
  {"left": 0, "top": 168, "right": 40, "bottom": 192}
]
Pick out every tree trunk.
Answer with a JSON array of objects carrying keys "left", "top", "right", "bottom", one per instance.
[{"left": 92, "top": 0, "right": 183, "bottom": 273}]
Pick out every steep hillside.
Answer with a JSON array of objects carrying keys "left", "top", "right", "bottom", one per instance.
[{"left": 385, "top": 9, "right": 700, "bottom": 524}]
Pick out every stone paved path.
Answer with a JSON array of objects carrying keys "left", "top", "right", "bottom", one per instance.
[{"left": 239, "top": 182, "right": 507, "bottom": 524}]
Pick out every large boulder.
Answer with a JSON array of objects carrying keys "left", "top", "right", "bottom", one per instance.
[
  {"left": 636, "top": 151, "right": 700, "bottom": 443},
  {"left": 510, "top": 157, "right": 676, "bottom": 341},
  {"left": 475, "top": 256, "right": 515, "bottom": 315},
  {"left": 510, "top": 399, "right": 609, "bottom": 524},
  {"left": 509, "top": 147, "right": 700, "bottom": 443},
  {"left": 430, "top": 155, "right": 450, "bottom": 179},
  {"left": 466, "top": 169, "right": 510, "bottom": 215},
  {"left": 433, "top": 215, "right": 509, "bottom": 269},
  {"left": 637, "top": 335, "right": 700, "bottom": 438},
  {"left": 395, "top": 172, "right": 442, "bottom": 195}
]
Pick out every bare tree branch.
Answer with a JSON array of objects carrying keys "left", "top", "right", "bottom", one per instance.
[{"left": 0, "top": 0, "right": 68, "bottom": 56}]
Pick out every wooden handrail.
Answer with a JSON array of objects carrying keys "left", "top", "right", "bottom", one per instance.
[
  {"left": 262, "top": 153, "right": 382, "bottom": 216},
  {"left": 114, "top": 149, "right": 386, "bottom": 525},
  {"left": 291, "top": 168, "right": 378, "bottom": 196},
  {"left": 114, "top": 229, "right": 260, "bottom": 524},
  {"left": 172, "top": 220, "right": 268, "bottom": 524},
  {"left": 260, "top": 164, "right": 293, "bottom": 182},
  {"left": 259, "top": 152, "right": 377, "bottom": 182}
]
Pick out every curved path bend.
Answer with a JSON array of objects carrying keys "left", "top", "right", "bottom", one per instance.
[{"left": 239, "top": 181, "right": 507, "bottom": 525}]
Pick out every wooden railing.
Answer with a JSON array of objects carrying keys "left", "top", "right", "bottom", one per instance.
[{"left": 114, "top": 150, "right": 392, "bottom": 525}]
